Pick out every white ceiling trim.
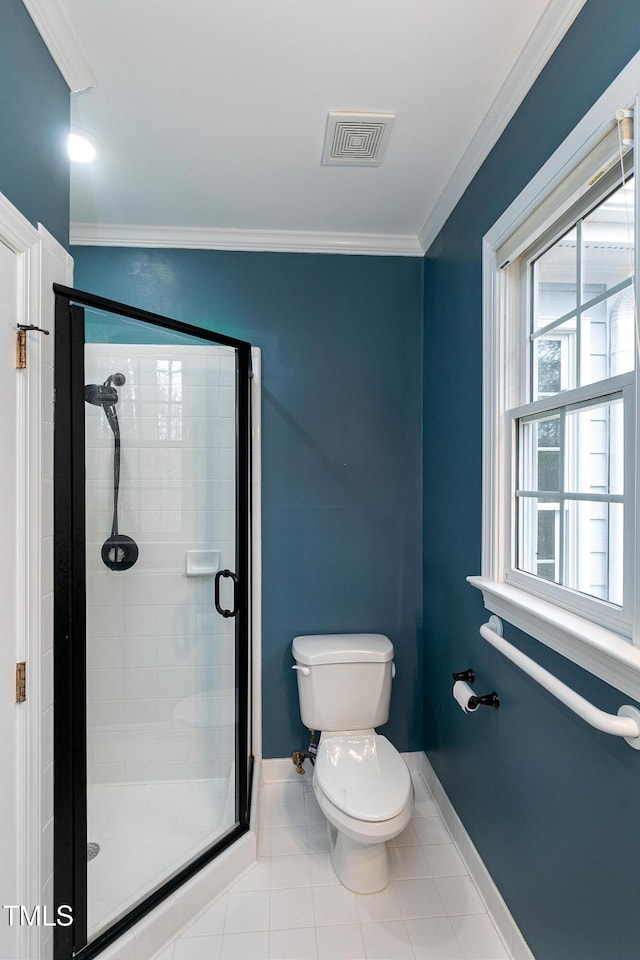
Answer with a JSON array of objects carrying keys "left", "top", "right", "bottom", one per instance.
[
  {"left": 22, "top": 0, "right": 95, "bottom": 92},
  {"left": 418, "top": 0, "right": 588, "bottom": 255},
  {"left": 69, "top": 222, "right": 424, "bottom": 257}
]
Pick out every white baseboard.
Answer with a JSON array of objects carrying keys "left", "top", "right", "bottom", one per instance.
[
  {"left": 258, "top": 752, "right": 432, "bottom": 782},
  {"left": 419, "top": 753, "right": 534, "bottom": 960},
  {"left": 261, "top": 754, "right": 310, "bottom": 783}
]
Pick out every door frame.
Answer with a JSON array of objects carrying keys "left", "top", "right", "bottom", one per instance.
[
  {"left": 52, "top": 285, "right": 254, "bottom": 960},
  {"left": 0, "top": 193, "right": 72, "bottom": 960}
]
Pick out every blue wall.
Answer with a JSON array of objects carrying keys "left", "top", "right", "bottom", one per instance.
[
  {"left": 423, "top": 2, "right": 640, "bottom": 958},
  {"left": 72, "top": 247, "right": 424, "bottom": 759},
  {"left": 0, "top": 0, "right": 69, "bottom": 246}
]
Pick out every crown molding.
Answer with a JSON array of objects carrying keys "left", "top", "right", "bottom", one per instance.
[
  {"left": 22, "top": 0, "right": 95, "bottom": 92},
  {"left": 25, "top": 0, "right": 585, "bottom": 252},
  {"left": 418, "top": 0, "right": 588, "bottom": 255},
  {"left": 69, "top": 222, "right": 424, "bottom": 257}
]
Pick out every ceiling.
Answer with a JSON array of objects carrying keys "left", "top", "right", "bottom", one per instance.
[{"left": 26, "top": 0, "right": 586, "bottom": 255}]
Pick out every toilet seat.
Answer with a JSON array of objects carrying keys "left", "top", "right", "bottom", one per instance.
[
  {"left": 314, "top": 777, "right": 414, "bottom": 846},
  {"left": 314, "top": 732, "right": 413, "bottom": 824}
]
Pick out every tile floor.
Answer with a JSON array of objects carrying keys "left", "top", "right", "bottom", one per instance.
[{"left": 155, "top": 769, "right": 512, "bottom": 960}]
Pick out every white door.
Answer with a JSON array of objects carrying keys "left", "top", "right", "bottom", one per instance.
[{"left": 0, "top": 237, "right": 19, "bottom": 960}]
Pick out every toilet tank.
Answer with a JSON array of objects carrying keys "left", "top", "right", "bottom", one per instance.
[{"left": 292, "top": 634, "right": 394, "bottom": 732}]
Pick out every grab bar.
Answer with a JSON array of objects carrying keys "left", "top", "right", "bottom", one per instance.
[{"left": 480, "top": 616, "right": 640, "bottom": 748}]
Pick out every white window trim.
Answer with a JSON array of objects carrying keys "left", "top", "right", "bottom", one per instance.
[{"left": 470, "top": 50, "right": 640, "bottom": 702}]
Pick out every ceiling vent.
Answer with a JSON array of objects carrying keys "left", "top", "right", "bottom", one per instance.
[{"left": 322, "top": 111, "right": 395, "bottom": 166}]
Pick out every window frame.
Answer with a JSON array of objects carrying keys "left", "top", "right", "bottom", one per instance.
[
  {"left": 506, "top": 375, "right": 633, "bottom": 636},
  {"left": 470, "top": 53, "right": 640, "bottom": 702}
]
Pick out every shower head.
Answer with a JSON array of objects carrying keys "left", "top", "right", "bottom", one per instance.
[
  {"left": 84, "top": 372, "right": 126, "bottom": 441},
  {"left": 84, "top": 383, "right": 118, "bottom": 405},
  {"left": 84, "top": 373, "right": 126, "bottom": 407},
  {"left": 83, "top": 371, "right": 138, "bottom": 571}
]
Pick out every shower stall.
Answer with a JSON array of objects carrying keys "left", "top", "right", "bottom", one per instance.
[{"left": 52, "top": 286, "right": 255, "bottom": 959}]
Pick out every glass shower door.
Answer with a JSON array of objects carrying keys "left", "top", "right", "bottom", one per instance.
[{"left": 53, "top": 287, "right": 252, "bottom": 958}]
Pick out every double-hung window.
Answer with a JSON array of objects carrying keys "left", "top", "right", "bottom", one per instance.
[
  {"left": 472, "top": 57, "right": 640, "bottom": 700},
  {"left": 512, "top": 171, "right": 633, "bottom": 632}
]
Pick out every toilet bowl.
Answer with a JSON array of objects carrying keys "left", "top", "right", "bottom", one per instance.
[
  {"left": 292, "top": 633, "right": 415, "bottom": 894},
  {"left": 312, "top": 731, "right": 414, "bottom": 893}
]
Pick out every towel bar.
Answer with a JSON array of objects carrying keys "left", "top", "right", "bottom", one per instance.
[{"left": 480, "top": 616, "right": 640, "bottom": 748}]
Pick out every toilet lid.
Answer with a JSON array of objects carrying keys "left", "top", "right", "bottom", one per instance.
[{"left": 314, "top": 734, "right": 412, "bottom": 822}]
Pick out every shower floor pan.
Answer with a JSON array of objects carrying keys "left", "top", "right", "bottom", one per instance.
[{"left": 87, "top": 774, "right": 234, "bottom": 939}]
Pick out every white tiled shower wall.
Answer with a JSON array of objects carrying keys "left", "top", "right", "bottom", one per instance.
[{"left": 85, "top": 344, "right": 238, "bottom": 786}]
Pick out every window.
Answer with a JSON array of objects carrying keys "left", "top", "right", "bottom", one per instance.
[
  {"left": 471, "top": 59, "right": 640, "bottom": 700},
  {"left": 509, "top": 176, "right": 633, "bottom": 633}
]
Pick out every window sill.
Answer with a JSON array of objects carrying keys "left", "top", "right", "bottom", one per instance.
[{"left": 467, "top": 575, "right": 640, "bottom": 703}]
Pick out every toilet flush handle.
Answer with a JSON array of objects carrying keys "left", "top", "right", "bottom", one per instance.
[
  {"left": 292, "top": 665, "right": 310, "bottom": 677},
  {"left": 392, "top": 663, "right": 396, "bottom": 679}
]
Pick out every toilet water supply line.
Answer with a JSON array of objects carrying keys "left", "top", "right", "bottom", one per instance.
[
  {"left": 292, "top": 731, "right": 318, "bottom": 775},
  {"left": 475, "top": 616, "right": 640, "bottom": 749}
]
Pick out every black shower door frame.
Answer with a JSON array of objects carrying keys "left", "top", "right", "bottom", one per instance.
[{"left": 52, "top": 284, "right": 253, "bottom": 960}]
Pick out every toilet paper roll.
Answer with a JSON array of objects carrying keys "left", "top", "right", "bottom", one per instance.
[{"left": 453, "top": 680, "right": 478, "bottom": 713}]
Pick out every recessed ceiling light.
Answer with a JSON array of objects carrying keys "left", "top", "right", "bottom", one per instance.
[{"left": 68, "top": 127, "right": 100, "bottom": 163}]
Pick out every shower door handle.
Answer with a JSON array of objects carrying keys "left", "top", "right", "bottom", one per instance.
[{"left": 215, "top": 569, "right": 238, "bottom": 618}]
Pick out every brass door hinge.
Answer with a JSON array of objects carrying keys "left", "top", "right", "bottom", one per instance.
[
  {"left": 16, "top": 662, "right": 26, "bottom": 703},
  {"left": 16, "top": 324, "right": 50, "bottom": 369},
  {"left": 16, "top": 328, "right": 26, "bottom": 369}
]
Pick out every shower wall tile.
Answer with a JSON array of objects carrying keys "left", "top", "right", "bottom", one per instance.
[
  {"left": 157, "top": 760, "right": 190, "bottom": 781},
  {"left": 125, "top": 760, "right": 157, "bottom": 783},
  {"left": 92, "top": 700, "right": 127, "bottom": 728},
  {"left": 92, "top": 762, "right": 127, "bottom": 785},
  {"left": 125, "top": 668, "right": 157, "bottom": 700},
  {"left": 86, "top": 571, "right": 126, "bottom": 606},
  {"left": 219, "top": 386, "right": 235, "bottom": 417},
  {"left": 122, "top": 574, "right": 158, "bottom": 605},
  {"left": 124, "top": 605, "right": 157, "bottom": 637},
  {"left": 125, "top": 636, "right": 158, "bottom": 668},
  {"left": 91, "top": 669, "right": 126, "bottom": 701},
  {"left": 188, "top": 759, "right": 231, "bottom": 781},
  {"left": 125, "top": 738, "right": 156, "bottom": 764},
  {"left": 125, "top": 700, "right": 159, "bottom": 726},
  {"left": 156, "top": 636, "right": 211, "bottom": 667},
  {"left": 86, "top": 345, "right": 238, "bottom": 785},
  {"left": 157, "top": 668, "right": 197, "bottom": 700},
  {"left": 89, "top": 604, "right": 125, "bottom": 639},
  {"left": 93, "top": 732, "right": 125, "bottom": 765}
]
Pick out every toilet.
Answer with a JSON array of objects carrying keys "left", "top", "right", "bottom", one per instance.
[{"left": 292, "top": 633, "right": 414, "bottom": 894}]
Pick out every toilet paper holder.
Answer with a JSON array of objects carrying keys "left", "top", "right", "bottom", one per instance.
[
  {"left": 452, "top": 669, "right": 475, "bottom": 684},
  {"left": 452, "top": 669, "right": 500, "bottom": 709}
]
